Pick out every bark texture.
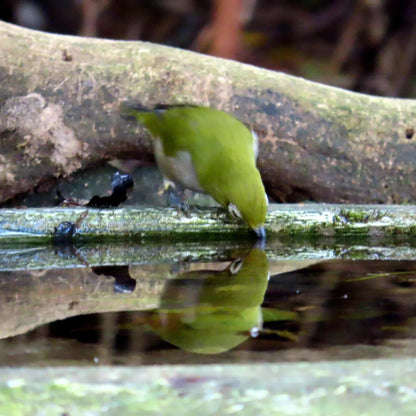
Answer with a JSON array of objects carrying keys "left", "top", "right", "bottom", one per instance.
[{"left": 1, "top": 21, "right": 416, "bottom": 203}]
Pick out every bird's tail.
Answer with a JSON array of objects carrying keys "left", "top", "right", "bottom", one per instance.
[
  {"left": 120, "top": 101, "right": 200, "bottom": 118},
  {"left": 119, "top": 100, "right": 151, "bottom": 121}
]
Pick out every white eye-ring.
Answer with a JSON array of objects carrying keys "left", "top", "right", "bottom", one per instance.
[
  {"left": 228, "top": 203, "right": 243, "bottom": 220},
  {"left": 229, "top": 257, "right": 244, "bottom": 275}
]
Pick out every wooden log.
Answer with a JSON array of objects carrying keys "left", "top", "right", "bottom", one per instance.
[{"left": 1, "top": 21, "right": 416, "bottom": 204}]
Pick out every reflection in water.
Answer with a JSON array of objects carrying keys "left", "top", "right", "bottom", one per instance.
[
  {"left": 1, "top": 250, "right": 416, "bottom": 365},
  {"left": 264, "top": 260, "right": 416, "bottom": 349},
  {"left": 141, "top": 247, "right": 270, "bottom": 354}
]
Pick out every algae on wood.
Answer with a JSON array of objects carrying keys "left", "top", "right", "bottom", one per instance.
[
  {"left": 0, "top": 204, "right": 416, "bottom": 242},
  {"left": 1, "top": 204, "right": 416, "bottom": 270}
]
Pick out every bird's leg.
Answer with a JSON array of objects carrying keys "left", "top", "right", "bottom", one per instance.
[{"left": 162, "top": 180, "right": 190, "bottom": 215}]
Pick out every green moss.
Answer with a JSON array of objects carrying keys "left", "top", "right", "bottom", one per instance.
[
  {"left": 334, "top": 225, "right": 371, "bottom": 237},
  {"left": 406, "top": 226, "right": 416, "bottom": 236},
  {"left": 335, "top": 208, "right": 384, "bottom": 224},
  {"left": 269, "top": 222, "right": 325, "bottom": 238}
]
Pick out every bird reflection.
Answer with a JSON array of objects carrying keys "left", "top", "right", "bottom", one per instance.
[{"left": 142, "top": 246, "right": 270, "bottom": 354}]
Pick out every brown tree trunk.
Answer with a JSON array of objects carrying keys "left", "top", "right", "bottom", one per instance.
[{"left": 1, "top": 21, "right": 416, "bottom": 204}]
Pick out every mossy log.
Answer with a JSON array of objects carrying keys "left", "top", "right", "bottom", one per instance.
[
  {"left": 1, "top": 21, "right": 416, "bottom": 204},
  {"left": 0, "top": 203, "right": 415, "bottom": 242},
  {"left": 2, "top": 203, "right": 416, "bottom": 269}
]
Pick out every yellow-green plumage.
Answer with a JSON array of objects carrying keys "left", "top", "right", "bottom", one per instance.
[
  {"left": 124, "top": 105, "right": 267, "bottom": 236},
  {"left": 145, "top": 247, "right": 270, "bottom": 354}
]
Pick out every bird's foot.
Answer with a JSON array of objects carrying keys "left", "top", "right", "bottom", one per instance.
[{"left": 162, "top": 184, "right": 194, "bottom": 216}]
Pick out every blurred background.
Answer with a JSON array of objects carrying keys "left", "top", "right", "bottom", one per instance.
[{"left": 2, "top": 0, "right": 416, "bottom": 98}]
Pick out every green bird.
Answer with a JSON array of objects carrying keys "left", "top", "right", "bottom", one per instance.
[
  {"left": 144, "top": 247, "right": 270, "bottom": 354},
  {"left": 122, "top": 104, "right": 268, "bottom": 238}
]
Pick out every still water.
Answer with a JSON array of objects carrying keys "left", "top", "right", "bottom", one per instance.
[{"left": 1, "top": 240, "right": 416, "bottom": 366}]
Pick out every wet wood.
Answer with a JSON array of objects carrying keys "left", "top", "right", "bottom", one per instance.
[{"left": 0, "top": 204, "right": 415, "bottom": 242}]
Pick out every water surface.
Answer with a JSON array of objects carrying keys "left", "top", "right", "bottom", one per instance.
[{"left": 1, "top": 240, "right": 416, "bottom": 366}]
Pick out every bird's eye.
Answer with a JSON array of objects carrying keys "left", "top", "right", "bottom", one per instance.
[
  {"left": 228, "top": 203, "right": 243, "bottom": 219},
  {"left": 229, "top": 257, "right": 244, "bottom": 275}
]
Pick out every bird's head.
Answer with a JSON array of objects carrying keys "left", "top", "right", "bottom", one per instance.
[{"left": 225, "top": 168, "right": 268, "bottom": 239}]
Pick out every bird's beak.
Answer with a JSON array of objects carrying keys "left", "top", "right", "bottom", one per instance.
[{"left": 254, "top": 226, "right": 266, "bottom": 240}]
